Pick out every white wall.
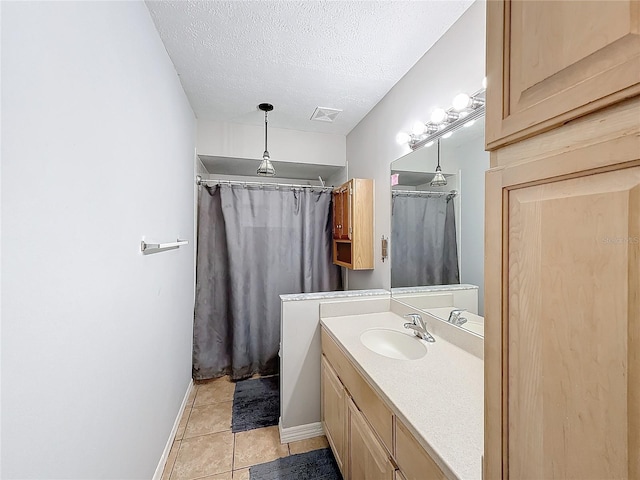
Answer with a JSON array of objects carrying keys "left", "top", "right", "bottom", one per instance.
[
  {"left": 1, "top": 2, "right": 196, "bottom": 478},
  {"left": 280, "top": 292, "right": 389, "bottom": 436},
  {"left": 345, "top": 0, "right": 486, "bottom": 290},
  {"left": 197, "top": 119, "right": 346, "bottom": 166}
]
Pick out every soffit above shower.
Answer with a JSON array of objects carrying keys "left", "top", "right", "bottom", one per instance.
[
  {"left": 199, "top": 155, "right": 343, "bottom": 182},
  {"left": 145, "top": 0, "right": 473, "bottom": 136}
]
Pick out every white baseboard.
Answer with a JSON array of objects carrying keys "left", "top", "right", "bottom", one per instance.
[
  {"left": 278, "top": 418, "right": 324, "bottom": 443},
  {"left": 152, "top": 379, "right": 194, "bottom": 480}
]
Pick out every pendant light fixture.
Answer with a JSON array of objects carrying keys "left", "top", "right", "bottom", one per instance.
[
  {"left": 257, "top": 103, "right": 276, "bottom": 176},
  {"left": 430, "top": 139, "right": 447, "bottom": 187}
]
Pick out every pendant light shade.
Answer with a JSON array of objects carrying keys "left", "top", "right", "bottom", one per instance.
[
  {"left": 257, "top": 103, "right": 276, "bottom": 176},
  {"left": 430, "top": 139, "right": 447, "bottom": 187}
]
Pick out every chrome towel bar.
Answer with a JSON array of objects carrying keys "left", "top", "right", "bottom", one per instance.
[{"left": 140, "top": 239, "right": 188, "bottom": 253}]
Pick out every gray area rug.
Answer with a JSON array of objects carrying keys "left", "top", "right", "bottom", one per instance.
[
  {"left": 249, "top": 448, "right": 341, "bottom": 480},
  {"left": 232, "top": 375, "right": 279, "bottom": 433}
]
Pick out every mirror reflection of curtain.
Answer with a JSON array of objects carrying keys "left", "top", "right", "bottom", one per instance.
[
  {"left": 193, "top": 184, "right": 342, "bottom": 381},
  {"left": 391, "top": 193, "right": 459, "bottom": 288}
]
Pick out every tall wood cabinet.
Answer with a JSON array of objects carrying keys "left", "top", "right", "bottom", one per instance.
[
  {"left": 485, "top": 0, "right": 640, "bottom": 150},
  {"left": 484, "top": 2, "right": 640, "bottom": 478},
  {"left": 332, "top": 178, "right": 374, "bottom": 270}
]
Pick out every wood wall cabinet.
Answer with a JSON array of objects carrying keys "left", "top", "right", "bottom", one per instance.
[
  {"left": 332, "top": 178, "right": 374, "bottom": 270},
  {"left": 321, "top": 328, "right": 446, "bottom": 480},
  {"left": 485, "top": 0, "right": 640, "bottom": 149},
  {"left": 484, "top": 1, "right": 640, "bottom": 478}
]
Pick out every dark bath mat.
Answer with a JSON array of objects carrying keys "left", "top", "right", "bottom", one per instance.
[
  {"left": 250, "top": 448, "right": 341, "bottom": 480},
  {"left": 232, "top": 375, "right": 280, "bottom": 433}
]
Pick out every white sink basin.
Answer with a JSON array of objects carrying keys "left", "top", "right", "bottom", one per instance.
[{"left": 360, "top": 328, "right": 427, "bottom": 360}]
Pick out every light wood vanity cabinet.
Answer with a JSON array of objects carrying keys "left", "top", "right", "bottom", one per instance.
[
  {"left": 347, "top": 396, "right": 395, "bottom": 480},
  {"left": 332, "top": 178, "right": 374, "bottom": 270},
  {"left": 395, "top": 419, "right": 447, "bottom": 480},
  {"left": 485, "top": 0, "right": 640, "bottom": 149},
  {"left": 321, "top": 356, "right": 347, "bottom": 474},
  {"left": 484, "top": 1, "right": 640, "bottom": 478},
  {"left": 321, "top": 328, "right": 447, "bottom": 480}
]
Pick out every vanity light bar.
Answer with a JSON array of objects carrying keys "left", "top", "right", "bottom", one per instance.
[
  {"left": 410, "top": 104, "right": 485, "bottom": 151},
  {"left": 398, "top": 87, "right": 486, "bottom": 151}
]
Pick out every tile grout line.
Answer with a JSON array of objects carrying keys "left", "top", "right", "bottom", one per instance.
[{"left": 231, "top": 429, "right": 237, "bottom": 474}]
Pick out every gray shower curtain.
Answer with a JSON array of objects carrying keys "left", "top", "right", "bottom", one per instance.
[
  {"left": 193, "top": 184, "right": 341, "bottom": 381},
  {"left": 391, "top": 193, "right": 459, "bottom": 288}
]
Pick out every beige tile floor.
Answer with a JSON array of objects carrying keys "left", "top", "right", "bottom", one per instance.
[{"left": 162, "top": 376, "right": 330, "bottom": 480}]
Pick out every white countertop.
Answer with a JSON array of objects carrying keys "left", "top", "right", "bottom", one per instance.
[
  {"left": 321, "top": 311, "right": 483, "bottom": 480},
  {"left": 280, "top": 288, "right": 389, "bottom": 302},
  {"left": 391, "top": 284, "right": 479, "bottom": 295}
]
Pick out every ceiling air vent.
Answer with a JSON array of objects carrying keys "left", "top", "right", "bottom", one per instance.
[{"left": 310, "top": 107, "right": 342, "bottom": 123}]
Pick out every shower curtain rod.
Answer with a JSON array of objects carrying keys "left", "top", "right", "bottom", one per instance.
[
  {"left": 392, "top": 189, "right": 458, "bottom": 197},
  {"left": 196, "top": 175, "right": 333, "bottom": 191}
]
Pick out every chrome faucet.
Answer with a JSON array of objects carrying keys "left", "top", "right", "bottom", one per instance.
[
  {"left": 447, "top": 309, "right": 467, "bottom": 326},
  {"left": 403, "top": 313, "right": 435, "bottom": 343}
]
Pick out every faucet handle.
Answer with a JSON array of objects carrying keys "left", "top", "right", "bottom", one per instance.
[
  {"left": 403, "top": 313, "right": 424, "bottom": 328},
  {"left": 448, "top": 309, "right": 467, "bottom": 324}
]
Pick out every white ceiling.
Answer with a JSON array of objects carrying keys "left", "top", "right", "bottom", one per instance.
[{"left": 145, "top": 0, "right": 473, "bottom": 135}]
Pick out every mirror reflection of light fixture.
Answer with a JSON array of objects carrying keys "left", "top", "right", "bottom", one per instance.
[
  {"left": 257, "top": 103, "right": 276, "bottom": 176},
  {"left": 430, "top": 139, "right": 447, "bottom": 187}
]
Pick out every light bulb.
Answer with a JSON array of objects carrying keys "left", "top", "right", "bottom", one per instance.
[
  {"left": 442, "top": 131, "right": 453, "bottom": 139},
  {"left": 425, "top": 141, "right": 435, "bottom": 147},
  {"left": 395, "top": 132, "right": 411, "bottom": 145},
  {"left": 482, "top": 76, "right": 487, "bottom": 89},
  {"left": 430, "top": 108, "right": 447, "bottom": 124},
  {"left": 412, "top": 122, "right": 426, "bottom": 135},
  {"left": 452, "top": 93, "right": 471, "bottom": 111},
  {"left": 464, "top": 120, "right": 475, "bottom": 128}
]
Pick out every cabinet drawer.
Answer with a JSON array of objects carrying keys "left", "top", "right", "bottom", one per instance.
[
  {"left": 321, "top": 328, "right": 394, "bottom": 453},
  {"left": 395, "top": 418, "right": 446, "bottom": 480}
]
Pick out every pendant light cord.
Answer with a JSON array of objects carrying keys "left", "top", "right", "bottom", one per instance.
[
  {"left": 437, "top": 139, "right": 441, "bottom": 169},
  {"left": 264, "top": 110, "right": 268, "bottom": 155}
]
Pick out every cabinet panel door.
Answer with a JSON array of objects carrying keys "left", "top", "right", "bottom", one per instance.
[
  {"left": 339, "top": 188, "right": 351, "bottom": 240},
  {"left": 321, "top": 356, "right": 346, "bottom": 474},
  {"left": 506, "top": 167, "right": 640, "bottom": 478},
  {"left": 486, "top": 0, "right": 640, "bottom": 148},
  {"left": 395, "top": 419, "right": 446, "bottom": 480},
  {"left": 333, "top": 187, "right": 350, "bottom": 240},
  {"left": 347, "top": 397, "right": 395, "bottom": 480},
  {"left": 332, "top": 191, "right": 339, "bottom": 239}
]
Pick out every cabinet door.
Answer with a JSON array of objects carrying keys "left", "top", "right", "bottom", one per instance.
[
  {"left": 395, "top": 419, "right": 446, "bottom": 480},
  {"left": 332, "top": 189, "right": 343, "bottom": 239},
  {"left": 321, "top": 356, "right": 346, "bottom": 474},
  {"left": 485, "top": 165, "right": 640, "bottom": 478},
  {"left": 342, "top": 183, "right": 352, "bottom": 240},
  {"left": 332, "top": 187, "right": 349, "bottom": 240},
  {"left": 486, "top": 0, "right": 640, "bottom": 149},
  {"left": 338, "top": 187, "right": 350, "bottom": 240},
  {"left": 347, "top": 396, "right": 395, "bottom": 480}
]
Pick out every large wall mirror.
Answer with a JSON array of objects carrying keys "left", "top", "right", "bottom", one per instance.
[{"left": 390, "top": 115, "right": 488, "bottom": 334}]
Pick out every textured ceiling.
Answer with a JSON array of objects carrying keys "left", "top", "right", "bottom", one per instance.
[{"left": 145, "top": 0, "right": 473, "bottom": 135}]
